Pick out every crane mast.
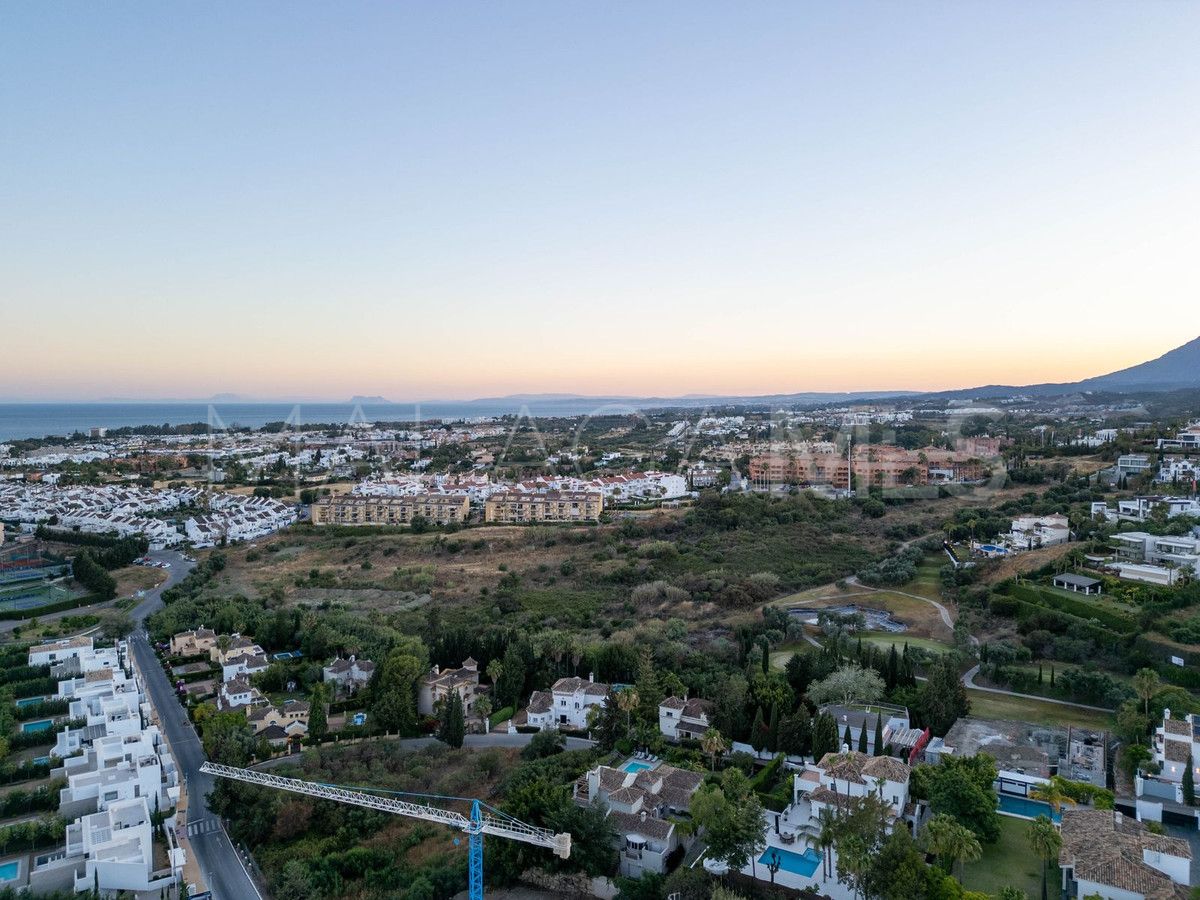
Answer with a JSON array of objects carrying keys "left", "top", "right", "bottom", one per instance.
[{"left": 199, "top": 761, "right": 571, "bottom": 900}]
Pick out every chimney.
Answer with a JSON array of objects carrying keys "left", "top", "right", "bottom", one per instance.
[
  {"left": 349, "top": 654, "right": 355, "bottom": 663},
  {"left": 432, "top": 665, "right": 440, "bottom": 676},
  {"left": 588, "top": 672, "right": 594, "bottom": 683},
  {"left": 639, "top": 809, "right": 647, "bottom": 822},
  {"left": 1164, "top": 708, "right": 1172, "bottom": 721}
]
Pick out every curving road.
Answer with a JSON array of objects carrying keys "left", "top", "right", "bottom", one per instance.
[
  {"left": 961, "top": 664, "right": 1115, "bottom": 713},
  {"left": 130, "top": 550, "right": 263, "bottom": 900}
]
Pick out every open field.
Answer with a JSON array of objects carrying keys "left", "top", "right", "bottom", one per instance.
[
  {"left": 859, "top": 632, "right": 953, "bottom": 653},
  {"left": 965, "top": 688, "right": 1115, "bottom": 731},
  {"left": 113, "top": 565, "right": 166, "bottom": 598},
  {"left": 960, "top": 814, "right": 1045, "bottom": 899},
  {"left": 773, "top": 584, "right": 952, "bottom": 640}
]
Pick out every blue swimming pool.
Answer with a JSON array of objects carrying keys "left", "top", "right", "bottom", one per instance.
[
  {"left": 16, "top": 696, "right": 46, "bottom": 708},
  {"left": 760, "top": 846, "right": 821, "bottom": 877},
  {"left": 32, "top": 756, "right": 50, "bottom": 766},
  {"left": 979, "top": 544, "right": 1008, "bottom": 554},
  {"left": 21, "top": 719, "right": 53, "bottom": 733},
  {"left": 0, "top": 860, "right": 19, "bottom": 882},
  {"left": 997, "top": 793, "right": 1061, "bottom": 822},
  {"left": 622, "top": 760, "right": 654, "bottom": 774}
]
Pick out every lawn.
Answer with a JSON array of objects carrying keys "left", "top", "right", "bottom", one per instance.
[
  {"left": 859, "top": 632, "right": 953, "bottom": 654},
  {"left": 960, "top": 814, "right": 1046, "bottom": 899},
  {"left": 965, "top": 688, "right": 1115, "bottom": 731}
]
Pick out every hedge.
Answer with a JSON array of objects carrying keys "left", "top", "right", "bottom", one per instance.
[
  {"left": 489, "top": 706, "right": 515, "bottom": 728},
  {"left": 1007, "top": 584, "right": 1135, "bottom": 633},
  {"left": 15, "top": 700, "right": 68, "bottom": 722},
  {"left": 1136, "top": 634, "right": 1200, "bottom": 668},
  {"left": 7, "top": 677, "right": 57, "bottom": 700},
  {"left": 0, "top": 760, "right": 51, "bottom": 786},
  {"left": 0, "top": 665, "right": 51, "bottom": 686},
  {"left": 0, "top": 593, "right": 109, "bottom": 622}
]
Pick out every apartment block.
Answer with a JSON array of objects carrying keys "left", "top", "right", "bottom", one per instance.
[
  {"left": 311, "top": 492, "right": 469, "bottom": 526},
  {"left": 484, "top": 490, "right": 603, "bottom": 523}
]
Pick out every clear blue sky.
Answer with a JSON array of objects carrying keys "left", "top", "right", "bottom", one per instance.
[{"left": 2, "top": 2, "right": 1198, "bottom": 400}]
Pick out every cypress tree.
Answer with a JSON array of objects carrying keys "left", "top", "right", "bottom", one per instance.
[
  {"left": 843, "top": 725, "right": 853, "bottom": 751},
  {"left": 750, "top": 707, "right": 767, "bottom": 752},
  {"left": 439, "top": 690, "right": 466, "bottom": 749},
  {"left": 767, "top": 702, "right": 780, "bottom": 752},
  {"left": 873, "top": 714, "right": 884, "bottom": 756},
  {"left": 886, "top": 645, "right": 899, "bottom": 692},
  {"left": 1184, "top": 761, "right": 1196, "bottom": 807},
  {"left": 857, "top": 722, "right": 868, "bottom": 754}
]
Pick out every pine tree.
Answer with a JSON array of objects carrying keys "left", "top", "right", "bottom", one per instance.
[
  {"left": 873, "top": 714, "right": 884, "bottom": 756},
  {"left": 750, "top": 707, "right": 767, "bottom": 752},
  {"left": 767, "top": 702, "right": 780, "bottom": 753},
  {"left": 439, "top": 689, "right": 466, "bottom": 749}
]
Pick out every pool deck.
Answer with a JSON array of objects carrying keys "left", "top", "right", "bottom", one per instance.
[{"left": 733, "top": 810, "right": 856, "bottom": 899}]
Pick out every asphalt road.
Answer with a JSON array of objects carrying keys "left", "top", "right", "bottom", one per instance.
[{"left": 130, "top": 550, "right": 263, "bottom": 900}]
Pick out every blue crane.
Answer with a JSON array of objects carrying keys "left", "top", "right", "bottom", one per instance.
[{"left": 199, "top": 761, "right": 572, "bottom": 900}]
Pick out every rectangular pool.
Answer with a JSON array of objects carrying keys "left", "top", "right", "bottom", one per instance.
[
  {"left": 16, "top": 696, "right": 46, "bottom": 708},
  {"left": 759, "top": 846, "right": 821, "bottom": 877},
  {"left": 0, "top": 860, "right": 19, "bottom": 882},
  {"left": 622, "top": 760, "right": 654, "bottom": 774},
  {"left": 21, "top": 719, "right": 53, "bottom": 733},
  {"left": 997, "top": 793, "right": 1061, "bottom": 822}
]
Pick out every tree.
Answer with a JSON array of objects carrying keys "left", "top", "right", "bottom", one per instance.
[
  {"left": 475, "top": 695, "right": 493, "bottom": 733},
  {"left": 856, "top": 721, "right": 868, "bottom": 754},
  {"left": 691, "top": 769, "right": 766, "bottom": 875},
  {"left": 439, "top": 689, "right": 466, "bottom": 749},
  {"left": 923, "top": 755, "right": 1001, "bottom": 842},
  {"left": 1026, "top": 814, "right": 1061, "bottom": 900},
  {"left": 1029, "top": 777, "right": 1077, "bottom": 815},
  {"left": 307, "top": 685, "right": 327, "bottom": 741},
  {"left": 811, "top": 712, "right": 839, "bottom": 761},
  {"left": 1133, "top": 668, "right": 1162, "bottom": 715},
  {"left": 615, "top": 688, "right": 640, "bottom": 732},
  {"left": 495, "top": 644, "right": 527, "bottom": 709},
  {"left": 863, "top": 827, "right": 931, "bottom": 900},
  {"left": 924, "top": 813, "right": 982, "bottom": 881},
  {"left": 778, "top": 707, "right": 810, "bottom": 757},
  {"left": 873, "top": 714, "right": 884, "bottom": 756},
  {"left": 766, "top": 702, "right": 780, "bottom": 753},
  {"left": 701, "top": 727, "right": 727, "bottom": 771},
  {"left": 750, "top": 707, "right": 767, "bottom": 753},
  {"left": 98, "top": 609, "right": 134, "bottom": 640},
  {"left": 371, "top": 647, "right": 426, "bottom": 736},
  {"left": 807, "top": 664, "right": 885, "bottom": 707},
  {"left": 1184, "top": 758, "right": 1196, "bottom": 807},
  {"left": 919, "top": 655, "right": 970, "bottom": 735},
  {"left": 521, "top": 728, "right": 565, "bottom": 760}
]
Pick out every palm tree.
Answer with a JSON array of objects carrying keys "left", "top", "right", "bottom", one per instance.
[
  {"left": 615, "top": 688, "right": 639, "bottom": 732},
  {"left": 924, "top": 813, "right": 981, "bottom": 882},
  {"left": 485, "top": 659, "right": 503, "bottom": 686},
  {"left": 1030, "top": 777, "right": 1077, "bottom": 815},
  {"left": 701, "top": 727, "right": 727, "bottom": 771},
  {"left": 817, "top": 807, "right": 836, "bottom": 880},
  {"left": 1133, "top": 668, "right": 1161, "bottom": 716},
  {"left": 1026, "top": 814, "right": 1061, "bottom": 900}
]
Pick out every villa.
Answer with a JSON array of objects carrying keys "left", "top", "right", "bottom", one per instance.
[
  {"left": 1058, "top": 809, "right": 1191, "bottom": 900},
  {"left": 322, "top": 655, "right": 376, "bottom": 695},
  {"left": 417, "top": 658, "right": 482, "bottom": 718},
  {"left": 819, "top": 702, "right": 920, "bottom": 759},
  {"left": 658, "top": 696, "right": 716, "bottom": 742},
  {"left": 523, "top": 675, "right": 609, "bottom": 731},
  {"left": 572, "top": 761, "right": 703, "bottom": 878}
]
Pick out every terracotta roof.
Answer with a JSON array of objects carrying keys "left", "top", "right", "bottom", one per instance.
[
  {"left": 525, "top": 690, "right": 552, "bottom": 715},
  {"left": 862, "top": 756, "right": 911, "bottom": 783},
  {"left": 817, "top": 751, "right": 867, "bottom": 784},
  {"left": 608, "top": 810, "right": 674, "bottom": 842},
  {"left": 552, "top": 676, "right": 609, "bottom": 697},
  {"left": 1164, "top": 741, "right": 1192, "bottom": 763},
  {"left": 660, "top": 697, "right": 686, "bottom": 711},
  {"left": 682, "top": 698, "right": 715, "bottom": 720},
  {"left": 1059, "top": 809, "right": 1191, "bottom": 900},
  {"left": 607, "top": 786, "right": 644, "bottom": 807},
  {"left": 1162, "top": 718, "right": 1191, "bottom": 737}
]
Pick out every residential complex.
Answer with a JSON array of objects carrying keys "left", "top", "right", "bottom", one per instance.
[
  {"left": 484, "top": 491, "right": 603, "bottom": 524},
  {"left": 748, "top": 444, "right": 985, "bottom": 490},
  {"left": 310, "top": 493, "right": 470, "bottom": 527}
]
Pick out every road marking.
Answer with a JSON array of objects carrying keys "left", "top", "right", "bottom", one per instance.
[{"left": 187, "top": 818, "right": 222, "bottom": 836}]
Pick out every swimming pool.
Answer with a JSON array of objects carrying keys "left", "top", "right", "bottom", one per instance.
[
  {"left": 32, "top": 756, "right": 50, "bottom": 766},
  {"left": 622, "top": 760, "right": 654, "bottom": 774},
  {"left": 979, "top": 544, "right": 1009, "bottom": 554},
  {"left": 759, "top": 846, "right": 821, "bottom": 877},
  {"left": 0, "top": 860, "right": 19, "bottom": 882},
  {"left": 21, "top": 719, "right": 53, "bottom": 733},
  {"left": 997, "top": 793, "right": 1061, "bottom": 822},
  {"left": 16, "top": 696, "right": 46, "bottom": 708}
]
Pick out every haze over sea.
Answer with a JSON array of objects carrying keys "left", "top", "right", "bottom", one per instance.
[{"left": 0, "top": 399, "right": 679, "bottom": 442}]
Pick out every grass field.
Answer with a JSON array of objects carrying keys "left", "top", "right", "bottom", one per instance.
[
  {"left": 859, "top": 632, "right": 953, "bottom": 653},
  {"left": 773, "top": 584, "right": 952, "bottom": 640},
  {"left": 965, "top": 688, "right": 1115, "bottom": 731},
  {"left": 960, "top": 815, "right": 1046, "bottom": 899}
]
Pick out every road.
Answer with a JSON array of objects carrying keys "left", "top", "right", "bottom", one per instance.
[
  {"left": 130, "top": 550, "right": 263, "bottom": 900},
  {"left": 961, "top": 664, "right": 1116, "bottom": 713}
]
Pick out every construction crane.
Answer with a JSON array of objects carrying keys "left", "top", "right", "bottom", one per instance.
[{"left": 199, "top": 761, "right": 571, "bottom": 900}]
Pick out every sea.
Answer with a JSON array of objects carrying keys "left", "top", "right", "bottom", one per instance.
[{"left": 0, "top": 398, "right": 683, "bottom": 442}]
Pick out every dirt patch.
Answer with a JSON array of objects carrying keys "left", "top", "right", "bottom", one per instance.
[{"left": 976, "top": 543, "right": 1074, "bottom": 584}]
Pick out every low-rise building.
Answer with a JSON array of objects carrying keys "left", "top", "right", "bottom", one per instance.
[
  {"left": 247, "top": 700, "right": 310, "bottom": 736},
  {"left": 820, "top": 702, "right": 917, "bottom": 758},
  {"left": 524, "top": 675, "right": 608, "bottom": 730},
  {"left": 29, "top": 635, "right": 94, "bottom": 668},
  {"left": 310, "top": 493, "right": 469, "bottom": 527},
  {"left": 169, "top": 627, "right": 217, "bottom": 657},
  {"left": 1058, "top": 808, "right": 1191, "bottom": 900},
  {"left": 219, "top": 677, "right": 262, "bottom": 710},
  {"left": 658, "top": 696, "right": 715, "bottom": 742},
  {"left": 1112, "top": 531, "right": 1200, "bottom": 584},
  {"left": 323, "top": 655, "right": 376, "bottom": 694},
  {"left": 484, "top": 491, "right": 603, "bottom": 523},
  {"left": 790, "top": 751, "right": 915, "bottom": 831},
  {"left": 1008, "top": 513, "right": 1071, "bottom": 550},
  {"left": 572, "top": 762, "right": 704, "bottom": 878},
  {"left": 418, "top": 658, "right": 482, "bottom": 718}
]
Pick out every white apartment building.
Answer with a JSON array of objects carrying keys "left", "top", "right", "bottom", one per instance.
[
  {"left": 524, "top": 675, "right": 609, "bottom": 730},
  {"left": 1157, "top": 456, "right": 1200, "bottom": 488},
  {"left": 29, "top": 635, "right": 95, "bottom": 668}
]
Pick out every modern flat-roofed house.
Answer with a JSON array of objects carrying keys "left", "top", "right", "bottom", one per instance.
[
  {"left": 1112, "top": 531, "right": 1200, "bottom": 585},
  {"left": 1058, "top": 808, "right": 1191, "bottom": 900},
  {"left": 323, "top": 655, "right": 376, "bottom": 695},
  {"left": 418, "top": 658, "right": 481, "bottom": 717},
  {"left": 572, "top": 762, "right": 704, "bottom": 878},
  {"left": 524, "top": 675, "right": 609, "bottom": 730},
  {"left": 1008, "top": 513, "right": 1070, "bottom": 550},
  {"left": 29, "top": 636, "right": 94, "bottom": 668},
  {"left": 1117, "top": 454, "right": 1154, "bottom": 479},
  {"left": 1053, "top": 573, "right": 1103, "bottom": 596},
  {"left": 658, "top": 696, "right": 715, "bottom": 741}
]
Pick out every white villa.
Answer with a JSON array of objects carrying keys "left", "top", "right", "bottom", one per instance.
[
  {"left": 523, "top": 675, "right": 609, "bottom": 731},
  {"left": 1058, "top": 808, "right": 1191, "bottom": 900},
  {"left": 658, "top": 696, "right": 715, "bottom": 742},
  {"left": 1007, "top": 513, "right": 1070, "bottom": 550},
  {"left": 323, "top": 655, "right": 376, "bottom": 694}
]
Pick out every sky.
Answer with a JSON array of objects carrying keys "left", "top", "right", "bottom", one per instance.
[{"left": 2, "top": 2, "right": 1199, "bottom": 402}]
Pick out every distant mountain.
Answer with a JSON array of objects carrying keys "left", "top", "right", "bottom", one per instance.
[
  {"left": 929, "top": 335, "right": 1200, "bottom": 401},
  {"left": 348, "top": 395, "right": 392, "bottom": 405}
]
